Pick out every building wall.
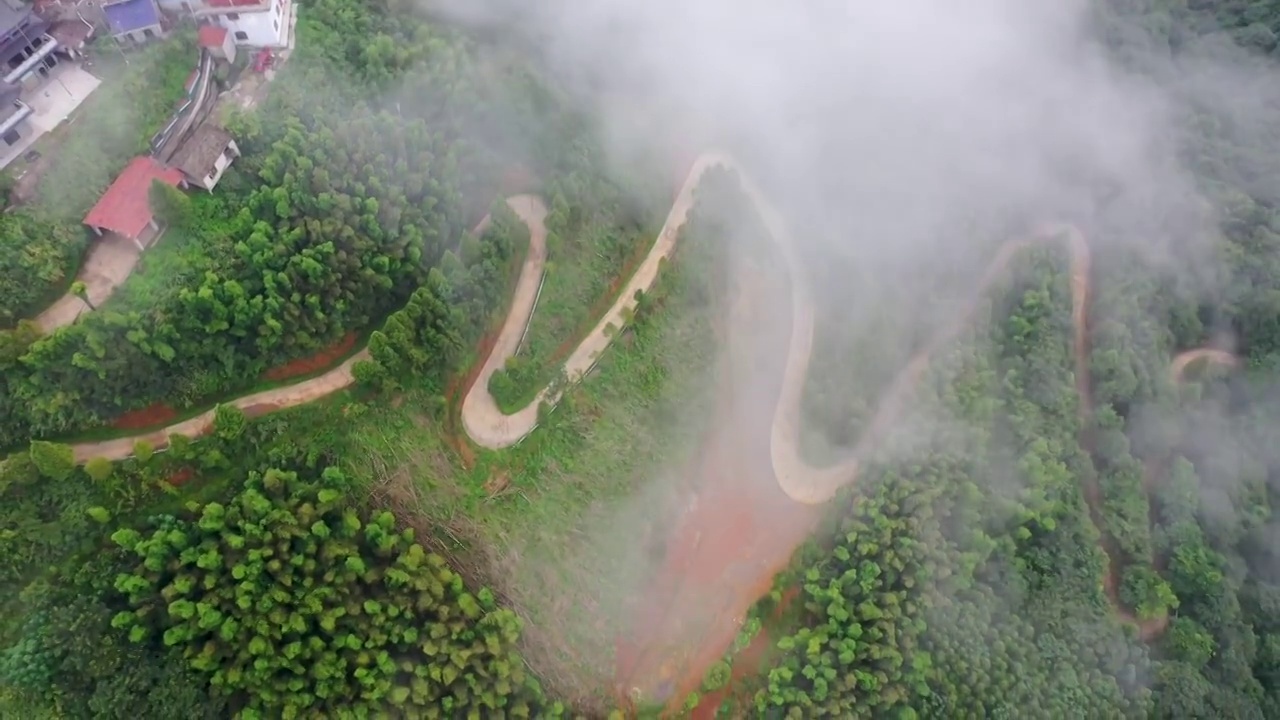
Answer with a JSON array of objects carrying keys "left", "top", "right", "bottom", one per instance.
[
  {"left": 115, "top": 23, "right": 166, "bottom": 45},
  {"left": 194, "top": 139, "right": 238, "bottom": 191},
  {"left": 157, "top": 0, "right": 261, "bottom": 11},
  {"left": 215, "top": 30, "right": 236, "bottom": 61},
  {"left": 213, "top": 0, "right": 287, "bottom": 47},
  {"left": 0, "top": 115, "right": 31, "bottom": 150}
]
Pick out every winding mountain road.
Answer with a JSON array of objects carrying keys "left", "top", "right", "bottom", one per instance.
[
  {"left": 63, "top": 152, "right": 1235, "bottom": 650},
  {"left": 456, "top": 154, "right": 1091, "bottom": 506}
]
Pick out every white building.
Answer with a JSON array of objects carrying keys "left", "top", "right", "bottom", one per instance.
[{"left": 159, "top": 0, "right": 292, "bottom": 48}]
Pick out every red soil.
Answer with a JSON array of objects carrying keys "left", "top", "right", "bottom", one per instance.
[
  {"left": 166, "top": 466, "right": 195, "bottom": 487},
  {"left": 262, "top": 332, "right": 358, "bottom": 382},
  {"left": 241, "top": 402, "right": 281, "bottom": 420},
  {"left": 614, "top": 419, "right": 820, "bottom": 713},
  {"left": 614, "top": 260, "right": 820, "bottom": 713},
  {"left": 112, "top": 403, "right": 179, "bottom": 430},
  {"left": 691, "top": 585, "right": 800, "bottom": 719}
]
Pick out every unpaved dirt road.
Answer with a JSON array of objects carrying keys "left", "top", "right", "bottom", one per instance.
[
  {"left": 459, "top": 159, "right": 723, "bottom": 448},
  {"left": 69, "top": 349, "right": 367, "bottom": 463},
  {"left": 35, "top": 235, "right": 145, "bottom": 332},
  {"left": 455, "top": 155, "right": 1091, "bottom": 506}
]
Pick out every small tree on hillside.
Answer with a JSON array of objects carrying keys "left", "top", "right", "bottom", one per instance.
[
  {"left": 69, "top": 280, "right": 94, "bottom": 311},
  {"left": 28, "top": 441, "right": 74, "bottom": 481},
  {"left": 149, "top": 180, "right": 193, "bottom": 230},
  {"left": 212, "top": 404, "right": 247, "bottom": 441},
  {"left": 132, "top": 439, "right": 154, "bottom": 464},
  {"left": 83, "top": 456, "right": 114, "bottom": 482}
]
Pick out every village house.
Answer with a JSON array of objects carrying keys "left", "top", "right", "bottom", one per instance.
[
  {"left": 160, "top": 0, "right": 292, "bottom": 48},
  {"left": 82, "top": 155, "right": 186, "bottom": 250},
  {"left": 0, "top": 0, "right": 99, "bottom": 169},
  {"left": 102, "top": 0, "right": 166, "bottom": 46},
  {"left": 0, "top": 1, "right": 62, "bottom": 91},
  {"left": 169, "top": 122, "right": 237, "bottom": 191},
  {"left": 46, "top": 17, "right": 95, "bottom": 61}
]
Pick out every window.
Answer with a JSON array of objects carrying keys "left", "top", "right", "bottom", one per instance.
[
  {"left": 3, "top": 129, "right": 20, "bottom": 146},
  {"left": 234, "top": 30, "right": 248, "bottom": 41},
  {"left": 226, "top": 12, "right": 239, "bottom": 19},
  {"left": 143, "top": 27, "right": 155, "bottom": 39},
  {"left": 272, "top": 18, "right": 278, "bottom": 32}
]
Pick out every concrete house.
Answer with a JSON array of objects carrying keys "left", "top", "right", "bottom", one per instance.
[
  {"left": 169, "top": 123, "right": 238, "bottom": 191},
  {"left": 46, "top": 18, "right": 96, "bottom": 61},
  {"left": 161, "top": 0, "right": 292, "bottom": 48},
  {"left": 102, "top": 0, "right": 165, "bottom": 46},
  {"left": 0, "top": 79, "right": 31, "bottom": 150},
  {"left": 0, "top": 1, "right": 100, "bottom": 169},
  {"left": 0, "top": 1, "right": 61, "bottom": 91},
  {"left": 83, "top": 156, "right": 187, "bottom": 250}
]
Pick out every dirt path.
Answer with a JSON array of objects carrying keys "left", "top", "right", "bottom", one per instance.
[
  {"left": 455, "top": 155, "right": 1091, "bottom": 507},
  {"left": 1170, "top": 347, "right": 1239, "bottom": 382},
  {"left": 69, "top": 350, "right": 367, "bottom": 463},
  {"left": 64, "top": 197, "right": 523, "bottom": 464},
  {"left": 34, "top": 234, "right": 144, "bottom": 332}
]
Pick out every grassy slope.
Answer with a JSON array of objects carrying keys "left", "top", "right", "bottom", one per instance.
[
  {"left": 338, "top": 230, "right": 725, "bottom": 709},
  {"left": 488, "top": 210, "right": 660, "bottom": 413}
]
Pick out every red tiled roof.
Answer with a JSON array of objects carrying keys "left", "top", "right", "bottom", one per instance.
[
  {"left": 197, "top": 25, "right": 227, "bottom": 48},
  {"left": 83, "top": 157, "right": 184, "bottom": 239}
]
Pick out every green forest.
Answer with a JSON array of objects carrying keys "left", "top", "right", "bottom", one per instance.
[{"left": 3, "top": 0, "right": 1280, "bottom": 718}]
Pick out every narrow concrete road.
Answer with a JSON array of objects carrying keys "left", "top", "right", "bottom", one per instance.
[
  {"left": 459, "top": 195, "right": 550, "bottom": 448},
  {"left": 460, "top": 155, "right": 734, "bottom": 448}
]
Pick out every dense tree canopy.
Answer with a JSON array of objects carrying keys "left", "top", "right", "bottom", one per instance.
[{"left": 111, "top": 465, "right": 563, "bottom": 718}]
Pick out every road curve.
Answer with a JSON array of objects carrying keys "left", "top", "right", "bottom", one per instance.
[
  {"left": 1170, "top": 347, "right": 1239, "bottom": 382},
  {"left": 460, "top": 156, "right": 726, "bottom": 448},
  {"left": 65, "top": 151, "right": 1218, "bottom": 513},
  {"left": 456, "top": 153, "right": 1091, "bottom": 506},
  {"left": 57, "top": 150, "right": 1228, "bottom": 654}
]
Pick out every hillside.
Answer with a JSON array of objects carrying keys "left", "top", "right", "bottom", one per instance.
[{"left": 1, "top": 1, "right": 1280, "bottom": 718}]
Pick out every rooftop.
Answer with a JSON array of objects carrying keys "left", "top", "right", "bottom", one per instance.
[
  {"left": 0, "top": 17, "right": 48, "bottom": 66},
  {"left": 83, "top": 156, "right": 184, "bottom": 239},
  {"left": 47, "top": 19, "right": 93, "bottom": 49},
  {"left": 0, "top": 3, "right": 30, "bottom": 40},
  {"left": 170, "top": 123, "right": 233, "bottom": 180},
  {"left": 102, "top": 0, "right": 160, "bottom": 35},
  {"left": 191, "top": 0, "right": 270, "bottom": 15},
  {"left": 197, "top": 24, "right": 226, "bottom": 48}
]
